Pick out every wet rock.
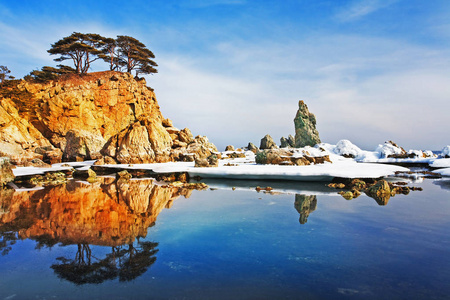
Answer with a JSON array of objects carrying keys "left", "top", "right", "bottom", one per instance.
[
  {"left": 365, "top": 179, "right": 391, "bottom": 205},
  {"left": 117, "top": 170, "right": 132, "bottom": 180},
  {"left": 294, "top": 100, "right": 321, "bottom": 147},
  {"left": 339, "top": 191, "right": 355, "bottom": 200},
  {"left": 260, "top": 134, "right": 278, "bottom": 150},
  {"left": 328, "top": 183, "right": 346, "bottom": 189},
  {"left": 73, "top": 168, "right": 97, "bottom": 181}
]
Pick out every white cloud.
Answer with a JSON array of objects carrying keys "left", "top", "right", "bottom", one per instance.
[
  {"left": 336, "top": 0, "right": 400, "bottom": 22},
  {"left": 150, "top": 34, "right": 450, "bottom": 151}
]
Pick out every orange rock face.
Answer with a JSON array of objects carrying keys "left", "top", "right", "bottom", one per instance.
[
  {"left": 0, "top": 72, "right": 173, "bottom": 163},
  {"left": 0, "top": 71, "right": 218, "bottom": 164}
]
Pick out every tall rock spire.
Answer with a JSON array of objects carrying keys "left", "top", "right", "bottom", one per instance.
[{"left": 294, "top": 100, "right": 321, "bottom": 147}]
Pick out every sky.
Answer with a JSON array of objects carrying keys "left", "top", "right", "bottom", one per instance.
[{"left": 1, "top": 0, "right": 449, "bottom": 151}]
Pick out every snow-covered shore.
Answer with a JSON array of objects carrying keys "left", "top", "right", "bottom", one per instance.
[{"left": 11, "top": 140, "right": 450, "bottom": 181}]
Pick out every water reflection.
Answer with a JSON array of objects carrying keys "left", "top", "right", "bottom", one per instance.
[
  {"left": 294, "top": 194, "right": 317, "bottom": 224},
  {"left": 51, "top": 241, "right": 159, "bottom": 284},
  {"left": 433, "top": 179, "right": 450, "bottom": 192},
  {"left": 0, "top": 178, "right": 191, "bottom": 283}
]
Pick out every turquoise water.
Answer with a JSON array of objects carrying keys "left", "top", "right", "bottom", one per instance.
[{"left": 0, "top": 178, "right": 449, "bottom": 299}]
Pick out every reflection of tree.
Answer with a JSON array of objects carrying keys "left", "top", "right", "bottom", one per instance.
[
  {"left": 0, "top": 231, "right": 18, "bottom": 256},
  {"left": 294, "top": 194, "right": 317, "bottom": 224},
  {"left": 51, "top": 240, "right": 158, "bottom": 285},
  {"left": 108, "top": 240, "right": 159, "bottom": 282}
]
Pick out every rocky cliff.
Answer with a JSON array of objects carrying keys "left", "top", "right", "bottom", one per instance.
[{"left": 0, "top": 71, "right": 217, "bottom": 164}]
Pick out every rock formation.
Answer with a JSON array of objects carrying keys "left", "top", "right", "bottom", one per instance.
[
  {"left": 247, "top": 142, "right": 258, "bottom": 153},
  {"left": 280, "top": 135, "right": 295, "bottom": 148},
  {"left": 260, "top": 134, "right": 278, "bottom": 150},
  {"left": 0, "top": 71, "right": 216, "bottom": 164},
  {"left": 0, "top": 157, "right": 14, "bottom": 186},
  {"left": 294, "top": 100, "right": 321, "bottom": 147}
]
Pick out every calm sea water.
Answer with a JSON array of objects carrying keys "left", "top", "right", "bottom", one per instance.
[{"left": 0, "top": 177, "right": 449, "bottom": 300}]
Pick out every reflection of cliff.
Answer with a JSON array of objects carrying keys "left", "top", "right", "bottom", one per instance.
[
  {"left": 294, "top": 194, "right": 317, "bottom": 224},
  {"left": 0, "top": 178, "right": 191, "bottom": 247}
]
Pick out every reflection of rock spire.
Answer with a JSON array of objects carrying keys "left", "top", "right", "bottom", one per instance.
[{"left": 294, "top": 194, "right": 317, "bottom": 224}]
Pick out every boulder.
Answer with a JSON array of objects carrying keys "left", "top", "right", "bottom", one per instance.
[
  {"left": 102, "top": 118, "right": 172, "bottom": 164},
  {"left": 63, "top": 129, "right": 106, "bottom": 162},
  {"left": 195, "top": 154, "right": 219, "bottom": 168},
  {"left": 162, "top": 118, "right": 173, "bottom": 127},
  {"left": 256, "top": 149, "right": 292, "bottom": 165},
  {"left": 294, "top": 100, "right": 321, "bottom": 147},
  {"left": 225, "top": 145, "right": 235, "bottom": 151},
  {"left": 247, "top": 142, "right": 258, "bottom": 153},
  {"left": 178, "top": 128, "right": 194, "bottom": 144},
  {"left": 0, "top": 157, "right": 15, "bottom": 186},
  {"left": 280, "top": 135, "right": 295, "bottom": 148},
  {"left": 185, "top": 136, "right": 218, "bottom": 160},
  {"left": 73, "top": 168, "right": 97, "bottom": 181},
  {"left": 260, "top": 134, "right": 278, "bottom": 150}
]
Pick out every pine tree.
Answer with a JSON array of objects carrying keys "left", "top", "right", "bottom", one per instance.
[
  {"left": 116, "top": 35, "right": 158, "bottom": 76},
  {"left": 48, "top": 32, "right": 108, "bottom": 73}
]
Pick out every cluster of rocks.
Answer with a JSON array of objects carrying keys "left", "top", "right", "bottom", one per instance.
[
  {"left": 0, "top": 157, "right": 14, "bottom": 186},
  {"left": 255, "top": 149, "right": 331, "bottom": 166},
  {"left": 328, "top": 178, "right": 422, "bottom": 204},
  {"left": 0, "top": 71, "right": 218, "bottom": 167}
]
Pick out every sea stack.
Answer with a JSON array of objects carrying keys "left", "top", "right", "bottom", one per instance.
[{"left": 294, "top": 100, "right": 321, "bottom": 147}]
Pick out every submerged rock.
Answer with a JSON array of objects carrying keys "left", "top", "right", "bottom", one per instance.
[{"left": 294, "top": 100, "right": 321, "bottom": 147}]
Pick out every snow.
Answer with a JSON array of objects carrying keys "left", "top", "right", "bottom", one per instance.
[
  {"left": 12, "top": 166, "right": 74, "bottom": 177},
  {"left": 435, "top": 168, "right": 450, "bottom": 177},
  {"left": 441, "top": 146, "right": 450, "bottom": 157},
  {"left": 188, "top": 161, "right": 408, "bottom": 181},
  {"left": 430, "top": 159, "right": 450, "bottom": 169},
  {"left": 11, "top": 140, "right": 449, "bottom": 182},
  {"left": 375, "top": 142, "right": 404, "bottom": 158}
]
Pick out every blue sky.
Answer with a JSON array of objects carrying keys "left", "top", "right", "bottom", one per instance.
[{"left": 1, "top": 0, "right": 449, "bottom": 150}]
